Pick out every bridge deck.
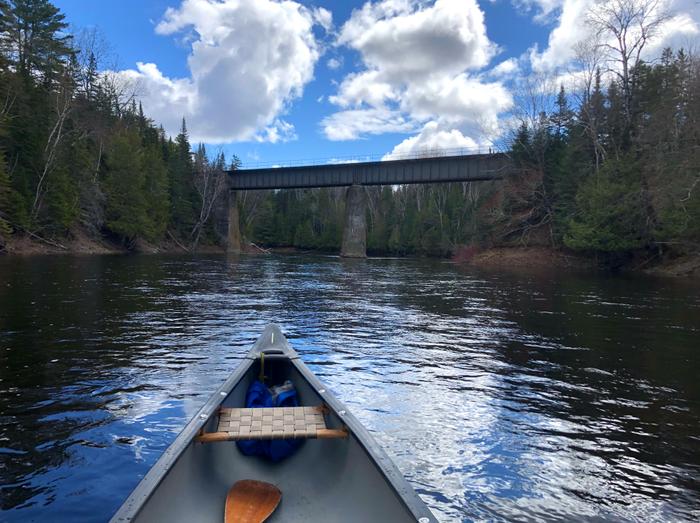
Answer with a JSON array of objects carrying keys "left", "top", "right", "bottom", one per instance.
[{"left": 227, "top": 153, "right": 509, "bottom": 190}]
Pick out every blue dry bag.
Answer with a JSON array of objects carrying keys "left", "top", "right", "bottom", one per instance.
[{"left": 236, "top": 380, "right": 303, "bottom": 462}]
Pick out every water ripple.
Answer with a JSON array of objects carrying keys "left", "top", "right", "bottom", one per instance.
[{"left": 0, "top": 254, "right": 699, "bottom": 522}]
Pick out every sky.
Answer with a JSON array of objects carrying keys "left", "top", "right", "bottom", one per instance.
[{"left": 53, "top": 0, "right": 700, "bottom": 167}]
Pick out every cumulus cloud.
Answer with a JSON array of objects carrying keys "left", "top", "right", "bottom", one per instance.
[
  {"left": 403, "top": 74, "right": 511, "bottom": 134},
  {"left": 324, "top": 0, "right": 512, "bottom": 155},
  {"left": 384, "top": 122, "right": 479, "bottom": 159},
  {"left": 116, "top": 0, "right": 328, "bottom": 143},
  {"left": 329, "top": 70, "right": 398, "bottom": 108},
  {"left": 338, "top": 0, "right": 496, "bottom": 80},
  {"left": 321, "top": 108, "right": 417, "bottom": 141}
]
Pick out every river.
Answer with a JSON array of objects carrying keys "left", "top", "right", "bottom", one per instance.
[{"left": 0, "top": 254, "right": 699, "bottom": 522}]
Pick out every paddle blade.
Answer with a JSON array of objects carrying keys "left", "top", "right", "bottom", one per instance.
[{"left": 225, "top": 480, "right": 282, "bottom": 523}]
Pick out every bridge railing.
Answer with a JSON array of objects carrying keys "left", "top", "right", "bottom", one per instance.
[{"left": 239, "top": 145, "right": 502, "bottom": 170}]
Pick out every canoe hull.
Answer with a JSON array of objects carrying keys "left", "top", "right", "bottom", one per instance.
[{"left": 111, "top": 324, "right": 435, "bottom": 522}]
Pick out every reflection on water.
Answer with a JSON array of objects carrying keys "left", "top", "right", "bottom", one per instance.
[{"left": 1, "top": 254, "right": 699, "bottom": 522}]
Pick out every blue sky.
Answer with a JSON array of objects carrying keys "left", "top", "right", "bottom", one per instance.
[{"left": 53, "top": 0, "right": 698, "bottom": 167}]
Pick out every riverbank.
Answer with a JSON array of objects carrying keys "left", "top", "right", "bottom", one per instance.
[
  {"left": 458, "top": 246, "right": 700, "bottom": 278},
  {"left": 643, "top": 252, "right": 700, "bottom": 278},
  {"left": 461, "top": 246, "right": 594, "bottom": 271},
  {"left": 3, "top": 232, "right": 699, "bottom": 278},
  {"left": 0, "top": 231, "right": 225, "bottom": 256}
]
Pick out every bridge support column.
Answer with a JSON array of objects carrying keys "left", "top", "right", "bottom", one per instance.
[
  {"left": 341, "top": 184, "right": 367, "bottom": 258},
  {"left": 227, "top": 189, "right": 242, "bottom": 254}
]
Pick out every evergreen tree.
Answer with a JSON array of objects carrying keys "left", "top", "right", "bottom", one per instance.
[
  {"left": 0, "top": 150, "right": 13, "bottom": 237},
  {"left": 565, "top": 157, "right": 648, "bottom": 253},
  {"left": 103, "top": 131, "right": 148, "bottom": 244},
  {"left": 551, "top": 85, "right": 573, "bottom": 139},
  {"left": 168, "top": 118, "right": 196, "bottom": 237},
  {"left": 0, "top": 0, "right": 73, "bottom": 82},
  {"left": 141, "top": 144, "right": 169, "bottom": 241}
]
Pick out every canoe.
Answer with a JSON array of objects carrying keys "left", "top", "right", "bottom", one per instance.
[{"left": 111, "top": 324, "right": 436, "bottom": 522}]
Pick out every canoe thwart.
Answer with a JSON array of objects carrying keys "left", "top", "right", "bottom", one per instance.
[{"left": 196, "top": 405, "right": 348, "bottom": 443}]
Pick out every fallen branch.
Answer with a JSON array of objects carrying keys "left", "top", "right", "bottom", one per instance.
[
  {"left": 13, "top": 223, "right": 68, "bottom": 250},
  {"left": 249, "top": 242, "right": 271, "bottom": 254},
  {"left": 630, "top": 251, "right": 661, "bottom": 271},
  {"left": 167, "top": 230, "right": 191, "bottom": 252}
]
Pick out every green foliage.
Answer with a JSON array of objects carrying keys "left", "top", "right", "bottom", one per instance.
[
  {"left": 0, "top": 150, "right": 13, "bottom": 236},
  {"left": 0, "top": 0, "right": 73, "bottom": 81},
  {"left": 102, "top": 132, "right": 174, "bottom": 244},
  {"left": 242, "top": 182, "right": 495, "bottom": 257},
  {"left": 492, "top": 50, "right": 700, "bottom": 260},
  {"left": 564, "top": 160, "right": 648, "bottom": 252},
  {"left": 141, "top": 144, "right": 170, "bottom": 241},
  {"left": 44, "top": 161, "right": 78, "bottom": 232},
  {"left": 168, "top": 119, "right": 198, "bottom": 237},
  {"left": 0, "top": 0, "right": 224, "bottom": 250},
  {"left": 103, "top": 131, "right": 148, "bottom": 242}
]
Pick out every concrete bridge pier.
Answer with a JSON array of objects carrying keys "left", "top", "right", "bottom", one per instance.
[
  {"left": 227, "top": 189, "right": 242, "bottom": 254},
  {"left": 341, "top": 184, "right": 367, "bottom": 258}
]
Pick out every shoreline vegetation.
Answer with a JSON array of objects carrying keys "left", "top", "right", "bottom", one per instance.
[{"left": 1, "top": 1, "right": 699, "bottom": 279}]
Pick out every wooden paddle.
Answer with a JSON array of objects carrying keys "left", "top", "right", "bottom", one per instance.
[{"left": 225, "top": 480, "right": 282, "bottom": 523}]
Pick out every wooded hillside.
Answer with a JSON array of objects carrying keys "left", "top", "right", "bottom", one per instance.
[{"left": 0, "top": 0, "right": 233, "bottom": 252}]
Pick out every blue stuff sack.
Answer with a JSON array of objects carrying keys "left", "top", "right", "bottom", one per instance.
[{"left": 236, "top": 380, "right": 303, "bottom": 462}]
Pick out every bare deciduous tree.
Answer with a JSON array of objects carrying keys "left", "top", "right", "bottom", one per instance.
[
  {"left": 31, "top": 75, "right": 72, "bottom": 221},
  {"left": 586, "top": 0, "right": 672, "bottom": 122},
  {"left": 191, "top": 148, "right": 234, "bottom": 250}
]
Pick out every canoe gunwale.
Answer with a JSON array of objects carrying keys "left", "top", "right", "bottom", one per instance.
[
  {"left": 289, "top": 355, "right": 436, "bottom": 522},
  {"left": 109, "top": 357, "right": 254, "bottom": 522}
]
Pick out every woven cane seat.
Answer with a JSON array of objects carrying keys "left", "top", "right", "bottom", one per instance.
[{"left": 196, "top": 406, "right": 347, "bottom": 443}]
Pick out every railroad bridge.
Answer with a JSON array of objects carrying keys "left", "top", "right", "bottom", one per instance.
[{"left": 226, "top": 152, "right": 510, "bottom": 258}]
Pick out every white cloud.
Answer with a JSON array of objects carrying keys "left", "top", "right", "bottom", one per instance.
[
  {"left": 338, "top": 0, "right": 496, "bottom": 81},
  {"left": 324, "top": 0, "right": 513, "bottom": 155},
  {"left": 116, "top": 0, "right": 328, "bottom": 143},
  {"left": 403, "top": 74, "right": 511, "bottom": 135},
  {"left": 384, "top": 122, "right": 479, "bottom": 159},
  {"left": 330, "top": 70, "right": 398, "bottom": 108},
  {"left": 321, "top": 108, "right": 417, "bottom": 141},
  {"left": 327, "top": 57, "right": 342, "bottom": 70},
  {"left": 118, "top": 62, "right": 196, "bottom": 115},
  {"left": 312, "top": 6, "right": 333, "bottom": 32},
  {"left": 513, "top": 0, "right": 564, "bottom": 20},
  {"left": 490, "top": 57, "right": 520, "bottom": 77},
  {"left": 527, "top": 0, "right": 700, "bottom": 73},
  {"left": 256, "top": 119, "right": 297, "bottom": 143}
]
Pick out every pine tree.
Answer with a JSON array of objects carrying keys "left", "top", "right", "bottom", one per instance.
[
  {"left": 168, "top": 118, "right": 196, "bottom": 237},
  {"left": 0, "top": 0, "right": 73, "bottom": 82},
  {"left": 551, "top": 85, "right": 573, "bottom": 139}
]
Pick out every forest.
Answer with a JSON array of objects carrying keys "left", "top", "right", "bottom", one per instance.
[
  {"left": 0, "top": 0, "right": 233, "bottom": 252},
  {"left": 1, "top": 0, "right": 699, "bottom": 269}
]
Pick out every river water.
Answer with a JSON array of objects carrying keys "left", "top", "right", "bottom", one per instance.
[{"left": 0, "top": 254, "right": 699, "bottom": 522}]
